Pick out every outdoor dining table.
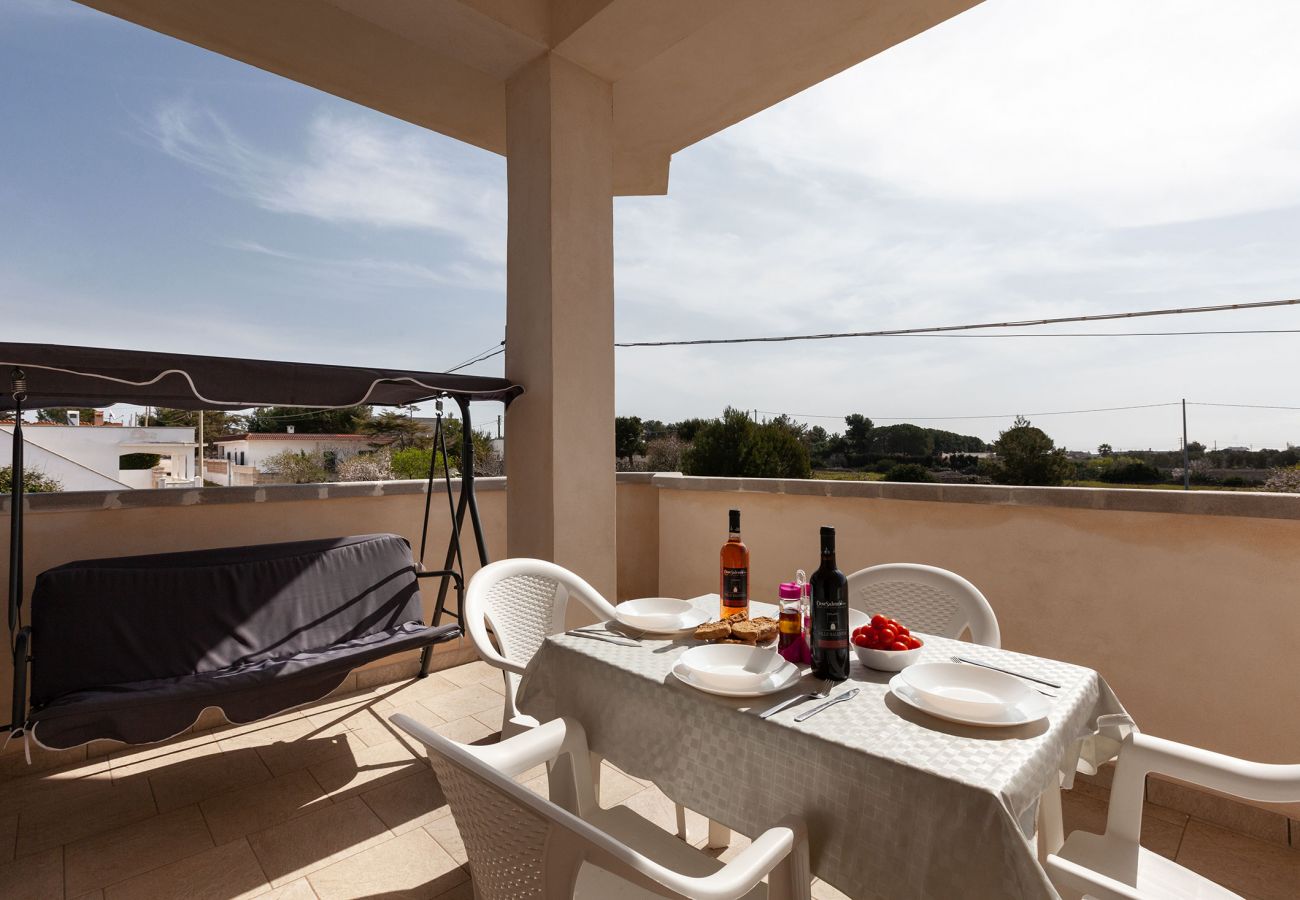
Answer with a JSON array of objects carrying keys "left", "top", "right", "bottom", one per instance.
[{"left": 516, "top": 594, "right": 1131, "bottom": 900}]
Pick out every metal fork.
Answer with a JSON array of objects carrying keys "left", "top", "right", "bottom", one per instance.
[{"left": 757, "top": 679, "right": 834, "bottom": 719}]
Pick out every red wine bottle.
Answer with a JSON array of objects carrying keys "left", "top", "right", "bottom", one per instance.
[{"left": 810, "top": 526, "right": 850, "bottom": 682}]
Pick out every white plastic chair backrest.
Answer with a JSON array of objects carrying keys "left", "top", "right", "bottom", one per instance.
[
  {"left": 465, "top": 558, "right": 618, "bottom": 712},
  {"left": 844, "top": 563, "right": 1001, "bottom": 647},
  {"left": 400, "top": 715, "right": 693, "bottom": 900}
]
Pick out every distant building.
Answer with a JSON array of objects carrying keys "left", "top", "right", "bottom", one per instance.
[
  {"left": 211, "top": 433, "right": 386, "bottom": 475},
  {"left": 0, "top": 420, "right": 198, "bottom": 491}
]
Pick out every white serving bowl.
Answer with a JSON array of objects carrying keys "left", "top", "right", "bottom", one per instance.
[
  {"left": 897, "top": 662, "right": 1036, "bottom": 720},
  {"left": 854, "top": 641, "right": 924, "bottom": 672},
  {"left": 615, "top": 597, "right": 696, "bottom": 631},
  {"left": 676, "top": 644, "right": 787, "bottom": 692}
]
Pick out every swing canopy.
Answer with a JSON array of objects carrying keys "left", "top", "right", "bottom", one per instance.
[
  {"left": 0, "top": 341, "right": 522, "bottom": 411},
  {"left": 4, "top": 341, "right": 519, "bottom": 749}
]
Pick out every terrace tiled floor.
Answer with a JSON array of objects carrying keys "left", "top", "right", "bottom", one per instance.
[{"left": 0, "top": 659, "right": 1295, "bottom": 899}]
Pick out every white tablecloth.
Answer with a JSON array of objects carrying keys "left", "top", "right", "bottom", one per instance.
[{"left": 517, "top": 596, "right": 1129, "bottom": 899}]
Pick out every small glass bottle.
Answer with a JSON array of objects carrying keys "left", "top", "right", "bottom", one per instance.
[
  {"left": 777, "top": 582, "right": 805, "bottom": 663},
  {"left": 795, "top": 569, "right": 812, "bottom": 663}
]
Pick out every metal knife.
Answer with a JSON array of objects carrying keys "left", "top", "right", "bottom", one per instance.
[
  {"left": 564, "top": 629, "right": 640, "bottom": 648},
  {"left": 952, "top": 655, "right": 1063, "bottom": 690},
  {"left": 793, "top": 687, "right": 859, "bottom": 722}
]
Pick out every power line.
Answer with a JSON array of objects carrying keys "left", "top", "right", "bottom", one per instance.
[
  {"left": 1190, "top": 401, "right": 1300, "bottom": 412},
  {"left": 445, "top": 340, "right": 505, "bottom": 374},
  {"left": 446, "top": 346, "right": 505, "bottom": 374},
  {"left": 772, "top": 328, "right": 1300, "bottom": 338},
  {"left": 614, "top": 297, "right": 1300, "bottom": 347}
]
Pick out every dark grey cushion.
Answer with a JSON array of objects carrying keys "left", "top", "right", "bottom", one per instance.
[{"left": 28, "top": 534, "right": 459, "bottom": 749}]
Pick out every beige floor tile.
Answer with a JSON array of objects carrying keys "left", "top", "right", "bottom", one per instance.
[
  {"left": 0, "top": 845, "right": 63, "bottom": 900},
  {"left": 360, "top": 768, "right": 450, "bottom": 834},
  {"left": 308, "top": 739, "right": 422, "bottom": 800},
  {"left": 233, "top": 720, "right": 366, "bottom": 778},
  {"left": 440, "top": 661, "right": 499, "bottom": 687},
  {"left": 64, "top": 805, "right": 214, "bottom": 896},
  {"left": 422, "top": 814, "right": 468, "bottom": 866},
  {"left": 469, "top": 705, "right": 505, "bottom": 732},
  {"left": 0, "top": 812, "right": 16, "bottom": 864},
  {"left": 108, "top": 730, "right": 220, "bottom": 779},
  {"left": 0, "top": 755, "right": 113, "bottom": 813},
  {"left": 432, "top": 877, "right": 474, "bottom": 900},
  {"left": 247, "top": 795, "right": 391, "bottom": 887},
  {"left": 430, "top": 716, "right": 496, "bottom": 747},
  {"left": 1176, "top": 820, "right": 1300, "bottom": 900},
  {"left": 16, "top": 773, "right": 156, "bottom": 856},
  {"left": 201, "top": 769, "right": 332, "bottom": 846},
  {"left": 617, "top": 786, "right": 710, "bottom": 845},
  {"left": 1149, "top": 776, "right": 1292, "bottom": 845},
  {"left": 811, "top": 877, "right": 853, "bottom": 899},
  {"left": 1061, "top": 789, "right": 1186, "bottom": 860},
  {"left": 417, "top": 683, "right": 501, "bottom": 721},
  {"left": 252, "top": 876, "right": 317, "bottom": 899},
  {"left": 307, "top": 826, "right": 469, "bottom": 900},
  {"left": 380, "top": 673, "right": 460, "bottom": 707},
  {"left": 103, "top": 838, "right": 269, "bottom": 900},
  {"left": 0, "top": 741, "right": 86, "bottom": 778},
  {"left": 150, "top": 746, "right": 274, "bottom": 812},
  {"left": 598, "top": 765, "right": 645, "bottom": 808},
  {"left": 604, "top": 760, "right": 653, "bottom": 789}
]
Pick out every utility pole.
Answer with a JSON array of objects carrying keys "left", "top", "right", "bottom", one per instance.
[
  {"left": 199, "top": 409, "right": 205, "bottom": 486},
  {"left": 1181, "top": 398, "right": 1190, "bottom": 491}
]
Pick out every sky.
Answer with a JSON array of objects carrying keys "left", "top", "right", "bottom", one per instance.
[{"left": 2, "top": 0, "right": 1299, "bottom": 451}]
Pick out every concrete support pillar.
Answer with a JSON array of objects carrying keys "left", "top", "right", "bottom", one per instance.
[{"left": 504, "top": 53, "right": 616, "bottom": 603}]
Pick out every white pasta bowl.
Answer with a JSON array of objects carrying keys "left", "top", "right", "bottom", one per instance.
[
  {"left": 897, "top": 662, "right": 1037, "bottom": 720},
  {"left": 676, "top": 644, "right": 787, "bottom": 691},
  {"left": 615, "top": 597, "right": 701, "bottom": 632}
]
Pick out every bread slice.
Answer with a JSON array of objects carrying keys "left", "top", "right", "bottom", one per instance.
[
  {"left": 750, "top": 616, "right": 779, "bottom": 643},
  {"left": 693, "top": 620, "right": 732, "bottom": 642},
  {"left": 729, "top": 619, "right": 762, "bottom": 643}
]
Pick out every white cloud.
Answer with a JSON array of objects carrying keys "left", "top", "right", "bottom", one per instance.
[
  {"left": 727, "top": 0, "right": 1300, "bottom": 229},
  {"left": 149, "top": 100, "right": 506, "bottom": 264}
]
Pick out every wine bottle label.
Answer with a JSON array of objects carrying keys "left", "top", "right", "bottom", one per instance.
[
  {"left": 721, "top": 567, "right": 748, "bottom": 605},
  {"left": 813, "top": 599, "right": 848, "bottom": 647}
]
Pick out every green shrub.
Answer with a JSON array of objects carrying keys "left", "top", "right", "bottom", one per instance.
[
  {"left": 883, "top": 463, "right": 934, "bottom": 483},
  {"left": 0, "top": 466, "right": 62, "bottom": 493}
]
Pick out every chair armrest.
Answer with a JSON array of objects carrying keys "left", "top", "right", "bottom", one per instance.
[
  {"left": 1045, "top": 851, "right": 1144, "bottom": 900},
  {"left": 583, "top": 817, "right": 806, "bottom": 900},
  {"left": 1105, "top": 732, "right": 1300, "bottom": 843}
]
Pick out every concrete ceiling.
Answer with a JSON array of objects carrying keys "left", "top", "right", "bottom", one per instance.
[{"left": 76, "top": 0, "right": 981, "bottom": 194}]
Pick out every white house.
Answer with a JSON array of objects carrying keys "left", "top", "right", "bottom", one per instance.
[
  {"left": 0, "top": 421, "right": 198, "bottom": 491},
  {"left": 211, "top": 433, "right": 385, "bottom": 475}
]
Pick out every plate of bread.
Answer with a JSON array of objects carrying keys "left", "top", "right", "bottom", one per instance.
[{"left": 692, "top": 613, "right": 780, "bottom": 645}]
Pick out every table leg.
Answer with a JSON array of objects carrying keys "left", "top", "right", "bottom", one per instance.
[
  {"left": 1037, "top": 777, "right": 1065, "bottom": 862},
  {"left": 707, "top": 819, "right": 732, "bottom": 849}
]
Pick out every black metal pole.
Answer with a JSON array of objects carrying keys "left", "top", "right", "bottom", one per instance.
[
  {"left": 458, "top": 396, "right": 490, "bottom": 567},
  {"left": 417, "top": 401, "right": 442, "bottom": 568},
  {"left": 1182, "top": 398, "right": 1190, "bottom": 491},
  {"left": 8, "top": 371, "right": 25, "bottom": 644}
]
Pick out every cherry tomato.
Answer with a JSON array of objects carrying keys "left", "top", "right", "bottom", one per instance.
[
  {"left": 852, "top": 633, "right": 869, "bottom": 647},
  {"left": 889, "top": 641, "right": 909, "bottom": 652},
  {"left": 871, "top": 614, "right": 889, "bottom": 628},
  {"left": 904, "top": 636, "right": 922, "bottom": 650},
  {"left": 866, "top": 630, "right": 885, "bottom": 648},
  {"left": 878, "top": 627, "right": 897, "bottom": 644},
  {"left": 895, "top": 626, "right": 910, "bottom": 637}
]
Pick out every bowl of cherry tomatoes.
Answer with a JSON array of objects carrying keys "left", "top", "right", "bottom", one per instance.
[{"left": 852, "top": 614, "right": 924, "bottom": 671}]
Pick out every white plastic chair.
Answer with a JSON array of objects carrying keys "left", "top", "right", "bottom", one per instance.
[
  {"left": 1046, "top": 731, "right": 1300, "bottom": 899},
  {"left": 391, "top": 713, "right": 811, "bottom": 900},
  {"left": 844, "top": 563, "right": 1001, "bottom": 647},
  {"left": 464, "top": 558, "right": 618, "bottom": 738}
]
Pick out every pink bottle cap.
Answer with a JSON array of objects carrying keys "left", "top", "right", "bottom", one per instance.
[{"left": 778, "top": 582, "right": 802, "bottom": 600}]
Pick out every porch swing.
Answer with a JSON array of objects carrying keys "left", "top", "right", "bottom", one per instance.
[{"left": 0, "top": 341, "right": 522, "bottom": 753}]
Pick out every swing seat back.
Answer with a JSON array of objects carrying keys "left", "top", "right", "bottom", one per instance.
[{"left": 25, "top": 533, "right": 460, "bottom": 749}]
